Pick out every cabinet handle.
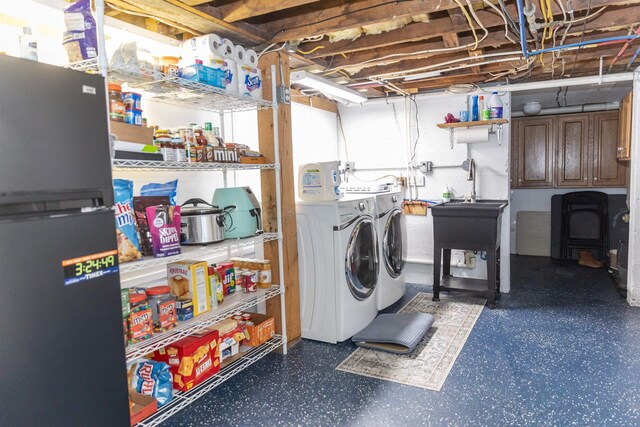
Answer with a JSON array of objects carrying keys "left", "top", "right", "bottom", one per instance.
[
  {"left": 584, "top": 177, "right": 587, "bottom": 180},
  {"left": 618, "top": 147, "right": 624, "bottom": 151},
  {"left": 594, "top": 177, "right": 598, "bottom": 181},
  {"left": 518, "top": 178, "right": 522, "bottom": 182}
]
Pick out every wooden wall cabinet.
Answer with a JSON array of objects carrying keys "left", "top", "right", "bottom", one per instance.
[
  {"left": 513, "top": 117, "right": 555, "bottom": 188},
  {"left": 617, "top": 91, "right": 633, "bottom": 161},
  {"left": 512, "top": 112, "right": 627, "bottom": 189}
]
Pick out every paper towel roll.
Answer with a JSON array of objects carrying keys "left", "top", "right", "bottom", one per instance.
[
  {"left": 222, "top": 57, "right": 238, "bottom": 93},
  {"left": 220, "top": 38, "right": 235, "bottom": 59},
  {"left": 237, "top": 64, "right": 262, "bottom": 99},
  {"left": 245, "top": 49, "right": 258, "bottom": 67},
  {"left": 183, "top": 34, "right": 223, "bottom": 55},
  {"left": 454, "top": 127, "right": 490, "bottom": 144},
  {"left": 233, "top": 44, "right": 247, "bottom": 65}
]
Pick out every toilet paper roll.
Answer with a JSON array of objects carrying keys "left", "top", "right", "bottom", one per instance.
[
  {"left": 233, "top": 44, "right": 247, "bottom": 65},
  {"left": 454, "top": 127, "right": 490, "bottom": 144},
  {"left": 219, "top": 38, "right": 235, "bottom": 59},
  {"left": 245, "top": 49, "right": 258, "bottom": 67},
  {"left": 182, "top": 33, "right": 223, "bottom": 55},
  {"left": 222, "top": 57, "right": 238, "bottom": 93}
]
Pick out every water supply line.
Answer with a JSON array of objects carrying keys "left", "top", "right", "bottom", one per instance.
[{"left": 511, "top": 101, "right": 620, "bottom": 117}]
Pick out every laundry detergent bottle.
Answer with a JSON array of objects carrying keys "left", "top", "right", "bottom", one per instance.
[{"left": 298, "top": 161, "right": 343, "bottom": 201}]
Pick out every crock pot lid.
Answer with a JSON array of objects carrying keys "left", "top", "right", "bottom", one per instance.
[{"left": 181, "top": 205, "right": 223, "bottom": 215}]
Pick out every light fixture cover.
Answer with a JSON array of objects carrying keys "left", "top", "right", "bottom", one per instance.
[{"left": 290, "top": 70, "right": 367, "bottom": 104}]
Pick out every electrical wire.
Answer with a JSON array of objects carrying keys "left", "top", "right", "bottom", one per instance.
[
  {"left": 499, "top": 0, "right": 521, "bottom": 36},
  {"left": 451, "top": 0, "right": 479, "bottom": 50},
  {"left": 297, "top": 45, "right": 324, "bottom": 55},
  {"left": 626, "top": 44, "right": 640, "bottom": 71},
  {"left": 258, "top": 42, "right": 286, "bottom": 58},
  {"left": 409, "top": 97, "right": 420, "bottom": 166},
  {"left": 464, "top": 0, "right": 487, "bottom": 50},
  {"left": 482, "top": 0, "right": 517, "bottom": 44},
  {"left": 337, "top": 110, "right": 350, "bottom": 162},
  {"left": 608, "top": 26, "right": 640, "bottom": 72},
  {"left": 571, "top": 0, "right": 591, "bottom": 76}
]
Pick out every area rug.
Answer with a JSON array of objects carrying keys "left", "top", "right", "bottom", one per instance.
[{"left": 336, "top": 292, "right": 485, "bottom": 391}]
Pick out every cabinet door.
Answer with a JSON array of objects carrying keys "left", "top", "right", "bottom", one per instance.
[
  {"left": 514, "top": 117, "right": 555, "bottom": 188},
  {"left": 557, "top": 114, "right": 589, "bottom": 187},
  {"left": 617, "top": 91, "right": 632, "bottom": 161},
  {"left": 592, "top": 112, "right": 626, "bottom": 187}
]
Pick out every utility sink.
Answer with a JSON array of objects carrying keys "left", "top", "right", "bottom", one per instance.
[{"left": 430, "top": 200, "right": 508, "bottom": 219}]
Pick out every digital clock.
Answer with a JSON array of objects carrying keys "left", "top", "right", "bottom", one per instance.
[{"left": 62, "top": 250, "right": 119, "bottom": 286}]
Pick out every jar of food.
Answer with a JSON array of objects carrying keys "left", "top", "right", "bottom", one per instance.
[
  {"left": 159, "top": 56, "right": 180, "bottom": 75},
  {"left": 232, "top": 312, "right": 243, "bottom": 322},
  {"left": 108, "top": 83, "right": 125, "bottom": 122},
  {"left": 241, "top": 313, "right": 252, "bottom": 321},
  {"left": 146, "top": 285, "right": 177, "bottom": 333},
  {"left": 258, "top": 260, "right": 271, "bottom": 288},
  {"left": 127, "top": 288, "right": 153, "bottom": 344}
]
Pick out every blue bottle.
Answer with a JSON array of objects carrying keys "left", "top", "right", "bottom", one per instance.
[{"left": 471, "top": 95, "right": 479, "bottom": 121}]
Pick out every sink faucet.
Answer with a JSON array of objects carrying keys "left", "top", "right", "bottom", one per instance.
[{"left": 467, "top": 158, "right": 477, "bottom": 203}]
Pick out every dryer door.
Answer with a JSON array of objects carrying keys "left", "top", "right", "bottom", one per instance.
[
  {"left": 383, "top": 209, "right": 407, "bottom": 278},
  {"left": 345, "top": 217, "right": 378, "bottom": 300}
]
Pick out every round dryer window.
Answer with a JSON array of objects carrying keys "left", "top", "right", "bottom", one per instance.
[
  {"left": 384, "top": 209, "right": 406, "bottom": 278},
  {"left": 345, "top": 218, "right": 378, "bottom": 300}
]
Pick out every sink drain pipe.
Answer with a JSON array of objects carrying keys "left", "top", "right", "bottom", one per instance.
[{"left": 405, "top": 257, "right": 472, "bottom": 269}]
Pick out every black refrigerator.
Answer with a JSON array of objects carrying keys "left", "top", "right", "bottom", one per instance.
[{"left": 0, "top": 56, "right": 130, "bottom": 425}]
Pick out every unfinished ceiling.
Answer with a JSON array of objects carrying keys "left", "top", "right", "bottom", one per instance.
[{"left": 107, "top": 0, "right": 640, "bottom": 97}]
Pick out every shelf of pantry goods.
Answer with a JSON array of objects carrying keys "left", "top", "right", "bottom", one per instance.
[
  {"left": 126, "top": 285, "right": 281, "bottom": 362},
  {"left": 67, "top": 59, "right": 274, "bottom": 113},
  {"left": 120, "top": 232, "right": 280, "bottom": 275},
  {"left": 112, "top": 159, "right": 279, "bottom": 171},
  {"left": 137, "top": 335, "right": 282, "bottom": 427}
]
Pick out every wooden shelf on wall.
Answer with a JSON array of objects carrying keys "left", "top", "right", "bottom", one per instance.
[{"left": 437, "top": 118, "right": 508, "bottom": 129}]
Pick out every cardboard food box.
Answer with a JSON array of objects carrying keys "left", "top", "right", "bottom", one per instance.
[
  {"left": 152, "top": 329, "right": 220, "bottom": 392},
  {"left": 167, "top": 261, "right": 211, "bottom": 316},
  {"left": 110, "top": 121, "right": 154, "bottom": 145},
  {"left": 243, "top": 313, "right": 275, "bottom": 347},
  {"left": 129, "top": 391, "right": 157, "bottom": 426},
  {"left": 239, "top": 156, "right": 266, "bottom": 164}
]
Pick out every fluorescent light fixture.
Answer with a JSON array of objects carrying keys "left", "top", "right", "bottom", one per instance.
[
  {"left": 291, "top": 70, "right": 367, "bottom": 104},
  {"left": 404, "top": 70, "right": 443, "bottom": 81}
]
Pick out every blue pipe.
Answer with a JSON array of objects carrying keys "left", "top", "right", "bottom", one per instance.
[
  {"left": 629, "top": 45, "right": 640, "bottom": 70},
  {"left": 515, "top": 0, "right": 529, "bottom": 58}
]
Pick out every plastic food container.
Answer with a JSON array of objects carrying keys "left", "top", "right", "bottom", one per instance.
[
  {"left": 127, "top": 288, "right": 153, "bottom": 344},
  {"left": 125, "top": 108, "right": 143, "bottom": 125},
  {"left": 146, "top": 285, "right": 177, "bottom": 333},
  {"left": 108, "top": 83, "right": 125, "bottom": 122},
  {"left": 122, "top": 92, "right": 142, "bottom": 110}
]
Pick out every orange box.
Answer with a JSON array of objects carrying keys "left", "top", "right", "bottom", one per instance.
[
  {"left": 243, "top": 313, "right": 275, "bottom": 347},
  {"left": 239, "top": 156, "right": 266, "bottom": 164},
  {"left": 129, "top": 391, "right": 157, "bottom": 426},
  {"left": 152, "top": 329, "right": 220, "bottom": 392}
]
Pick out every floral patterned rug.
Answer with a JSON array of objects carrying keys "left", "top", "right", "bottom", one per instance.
[{"left": 336, "top": 292, "right": 485, "bottom": 391}]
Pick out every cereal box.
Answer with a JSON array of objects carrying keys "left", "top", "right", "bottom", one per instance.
[
  {"left": 152, "top": 329, "right": 220, "bottom": 392},
  {"left": 167, "top": 261, "right": 211, "bottom": 316}
]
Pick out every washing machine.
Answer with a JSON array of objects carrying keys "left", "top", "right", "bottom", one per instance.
[
  {"left": 374, "top": 192, "right": 407, "bottom": 310},
  {"left": 296, "top": 197, "right": 379, "bottom": 343}
]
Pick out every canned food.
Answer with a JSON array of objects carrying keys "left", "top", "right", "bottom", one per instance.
[
  {"left": 242, "top": 271, "right": 255, "bottom": 293},
  {"left": 241, "top": 313, "right": 252, "bottom": 321}
]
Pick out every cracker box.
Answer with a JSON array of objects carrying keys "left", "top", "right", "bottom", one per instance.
[
  {"left": 243, "top": 313, "right": 276, "bottom": 347},
  {"left": 152, "top": 329, "right": 220, "bottom": 392},
  {"left": 167, "top": 261, "right": 211, "bottom": 316}
]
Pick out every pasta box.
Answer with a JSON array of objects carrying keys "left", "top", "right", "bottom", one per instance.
[{"left": 152, "top": 329, "right": 220, "bottom": 392}]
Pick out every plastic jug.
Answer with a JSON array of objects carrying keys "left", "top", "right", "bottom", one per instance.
[{"left": 298, "top": 161, "right": 342, "bottom": 201}]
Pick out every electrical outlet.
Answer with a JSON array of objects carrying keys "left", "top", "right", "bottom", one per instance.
[
  {"left": 408, "top": 175, "right": 425, "bottom": 186},
  {"left": 418, "top": 161, "right": 433, "bottom": 174},
  {"left": 344, "top": 161, "right": 355, "bottom": 173}
]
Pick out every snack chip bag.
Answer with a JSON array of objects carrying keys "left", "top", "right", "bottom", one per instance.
[
  {"left": 146, "top": 205, "right": 182, "bottom": 258},
  {"left": 133, "top": 196, "right": 170, "bottom": 257},
  {"left": 127, "top": 359, "right": 173, "bottom": 407},
  {"left": 114, "top": 179, "right": 142, "bottom": 263},
  {"left": 140, "top": 180, "right": 178, "bottom": 205},
  {"left": 63, "top": 0, "right": 98, "bottom": 62}
]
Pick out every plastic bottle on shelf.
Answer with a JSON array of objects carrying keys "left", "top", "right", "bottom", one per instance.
[
  {"left": 19, "top": 27, "right": 38, "bottom": 61},
  {"left": 489, "top": 92, "right": 503, "bottom": 119},
  {"left": 471, "top": 95, "right": 479, "bottom": 121},
  {"left": 478, "top": 96, "right": 484, "bottom": 116}
]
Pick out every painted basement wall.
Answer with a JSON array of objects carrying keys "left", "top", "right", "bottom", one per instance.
[{"left": 338, "top": 94, "right": 512, "bottom": 292}]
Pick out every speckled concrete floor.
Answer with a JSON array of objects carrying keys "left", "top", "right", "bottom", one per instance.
[{"left": 163, "top": 256, "right": 640, "bottom": 427}]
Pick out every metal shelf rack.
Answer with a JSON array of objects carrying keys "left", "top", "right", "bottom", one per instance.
[
  {"left": 137, "top": 335, "right": 283, "bottom": 427},
  {"left": 126, "top": 285, "right": 282, "bottom": 362},
  {"left": 120, "top": 233, "right": 280, "bottom": 275},
  {"left": 112, "top": 159, "right": 279, "bottom": 171}
]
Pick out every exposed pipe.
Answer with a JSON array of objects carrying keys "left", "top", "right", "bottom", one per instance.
[
  {"left": 511, "top": 101, "right": 620, "bottom": 117},
  {"left": 405, "top": 257, "right": 471, "bottom": 269}
]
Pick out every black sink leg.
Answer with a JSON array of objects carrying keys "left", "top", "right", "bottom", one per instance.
[{"left": 433, "top": 244, "right": 442, "bottom": 302}]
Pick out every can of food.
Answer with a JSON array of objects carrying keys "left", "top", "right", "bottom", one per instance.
[
  {"left": 241, "top": 313, "right": 252, "bottom": 321},
  {"left": 124, "top": 108, "right": 143, "bottom": 125},
  {"left": 242, "top": 271, "right": 255, "bottom": 293},
  {"left": 232, "top": 312, "right": 243, "bottom": 322}
]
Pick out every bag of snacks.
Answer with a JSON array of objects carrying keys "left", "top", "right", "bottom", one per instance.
[
  {"left": 127, "top": 359, "right": 173, "bottom": 407},
  {"left": 63, "top": 0, "right": 97, "bottom": 62},
  {"left": 133, "top": 196, "right": 170, "bottom": 257},
  {"left": 146, "top": 205, "right": 181, "bottom": 258},
  {"left": 114, "top": 179, "right": 142, "bottom": 263},
  {"left": 140, "top": 180, "right": 178, "bottom": 205}
]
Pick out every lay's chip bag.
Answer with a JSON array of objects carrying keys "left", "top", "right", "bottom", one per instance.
[{"left": 114, "top": 179, "right": 142, "bottom": 263}]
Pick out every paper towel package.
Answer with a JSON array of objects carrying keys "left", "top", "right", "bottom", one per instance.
[{"left": 455, "top": 127, "right": 490, "bottom": 144}]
